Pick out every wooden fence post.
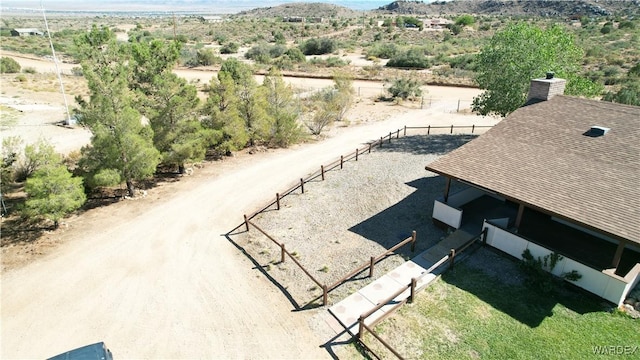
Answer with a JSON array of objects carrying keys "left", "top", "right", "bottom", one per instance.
[
  {"left": 450, "top": 125, "right": 454, "bottom": 134},
  {"left": 321, "top": 165, "right": 325, "bottom": 180},
  {"left": 244, "top": 214, "right": 249, "bottom": 231},
  {"left": 449, "top": 249, "right": 456, "bottom": 270},
  {"left": 340, "top": 155, "right": 344, "bottom": 169},
  {"left": 323, "top": 284, "right": 328, "bottom": 306},
  {"left": 427, "top": 125, "right": 431, "bottom": 135},
  {"left": 411, "top": 230, "right": 417, "bottom": 252},
  {"left": 380, "top": 136, "right": 383, "bottom": 147},
  {"left": 368, "top": 143, "right": 372, "bottom": 153},
  {"left": 281, "top": 243, "right": 286, "bottom": 263},
  {"left": 457, "top": 99, "right": 461, "bottom": 112},
  {"left": 396, "top": 129, "right": 400, "bottom": 139},
  {"left": 403, "top": 125, "right": 407, "bottom": 136},
  {"left": 355, "top": 148, "right": 359, "bottom": 161},
  {"left": 357, "top": 316, "right": 364, "bottom": 340},
  {"left": 410, "top": 277, "right": 417, "bottom": 303},
  {"left": 300, "top": 178, "right": 304, "bottom": 194},
  {"left": 388, "top": 132, "right": 392, "bottom": 143},
  {"left": 276, "top": 193, "right": 280, "bottom": 210},
  {"left": 472, "top": 124, "right": 475, "bottom": 134},
  {"left": 369, "top": 256, "right": 375, "bottom": 277}
]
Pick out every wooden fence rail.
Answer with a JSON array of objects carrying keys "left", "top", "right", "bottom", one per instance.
[
  {"left": 356, "top": 228, "right": 487, "bottom": 359},
  {"left": 326, "top": 231, "right": 417, "bottom": 294}
]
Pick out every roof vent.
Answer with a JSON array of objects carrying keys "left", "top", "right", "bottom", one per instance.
[{"left": 584, "top": 126, "right": 610, "bottom": 137}]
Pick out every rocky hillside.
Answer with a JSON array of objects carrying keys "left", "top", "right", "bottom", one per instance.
[
  {"left": 376, "top": 0, "right": 640, "bottom": 17},
  {"left": 235, "top": 2, "right": 362, "bottom": 18}
]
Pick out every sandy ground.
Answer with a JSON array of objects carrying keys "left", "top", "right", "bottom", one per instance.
[{"left": 0, "top": 52, "right": 498, "bottom": 359}]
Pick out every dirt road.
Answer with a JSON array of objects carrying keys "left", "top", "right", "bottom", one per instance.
[{"left": 1, "top": 51, "right": 496, "bottom": 359}]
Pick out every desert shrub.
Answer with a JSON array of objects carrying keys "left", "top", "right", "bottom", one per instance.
[
  {"left": 308, "top": 56, "right": 349, "bottom": 67},
  {"left": 213, "top": 33, "right": 227, "bottom": 44},
  {"left": 602, "top": 81, "right": 640, "bottom": 106},
  {"left": 300, "top": 38, "right": 337, "bottom": 55},
  {"left": 455, "top": 14, "right": 475, "bottom": 26},
  {"left": 0, "top": 57, "right": 20, "bottom": 73},
  {"left": 284, "top": 47, "right": 305, "bottom": 63},
  {"left": 618, "top": 20, "right": 635, "bottom": 30},
  {"left": 220, "top": 42, "right": 239, "bottom": 54},
  {"left": 366, "top": 42, "right": 398, "bottom": 59},
  {"left": 386, "top": 76, "right": 423, "bottom": 100},
  {"left": 197, "top": 48, "right": 221, "bottom": 66},
  {"left": 269, "top": 44, "right": 287, "bottom": 58},
  {"left": 600, "top": 24, "right": 613, "bottom": 34},
  {"left": 629, "top": 62, "right": 640, "bottom": 77},
  {"left": 386, "top": 48, "right": 431, "bottom": 69},
  {"left": 245, "top": 43, "right": 271, "bottom": 62},
  {"left": 448, "top": 24, "right": 463, "bottom": 35},
  {"left": 22, "top": 67, "right": 37, "bottom": 74},
  {"left": 585, "top": 45, "right": 606, "bottom": 58},
  {"left": 15, "top": 74, "right": 27, "bottom": 82},
  {"left": 446, "top": 53, "right": 477, "bottom": 71}
]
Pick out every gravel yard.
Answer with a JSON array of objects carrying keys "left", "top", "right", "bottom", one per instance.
[{"left": 230, "top": 133, "right": 476, "bottom": 308}]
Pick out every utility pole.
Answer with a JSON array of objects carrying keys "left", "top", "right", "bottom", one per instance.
[{"left": 41, "top": 3, "right": 72, "bottom": 125}]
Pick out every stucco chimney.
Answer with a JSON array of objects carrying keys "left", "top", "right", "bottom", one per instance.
[{"left": 526, "top": 72, "right": 567, "bottom": 102}]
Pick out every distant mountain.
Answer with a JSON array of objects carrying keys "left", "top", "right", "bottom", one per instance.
[
  {"left": 375, "top": 0, "right": 640, "bottom": 17},
  {"left": 236, "top": 2, "right": 363, "bottom": 18}
]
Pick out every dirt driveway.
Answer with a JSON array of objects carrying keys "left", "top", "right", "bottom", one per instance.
[{"left": 1, "top": 52, "right": 496, "bottom": 359}]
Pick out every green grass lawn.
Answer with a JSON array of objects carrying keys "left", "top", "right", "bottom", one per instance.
[{"left": 366, "top": 250, "right": 639, "bottom": 359}]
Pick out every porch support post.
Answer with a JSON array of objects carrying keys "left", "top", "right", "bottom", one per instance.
[
  {"left": 514, "top": 203, "right": 525, "bottom": 232},
  {"left": 444, "top": 177, "right": 451, "bottom": 203},
  {"left": 612, "top": 240, "right": 626, "bottom": 270}
]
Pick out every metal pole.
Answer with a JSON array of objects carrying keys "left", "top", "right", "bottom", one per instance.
[{"left": 42, "top": 5, "right": 72, "bottom": 124}]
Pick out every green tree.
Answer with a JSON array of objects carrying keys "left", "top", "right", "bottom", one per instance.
[
  {"left": 472, "top": 23, "right": 602, "bottom": 117},
  {"left": 202, "top": 72, "right": 248, "bottom": 154},
  {"left": 262, "top": 68, "right": 302, "bottom": 147},
  {"left": 219, "top": 59, "right": 270, "bottom": 146},
  {"left": 131, "top": 39, "right": 216, "bottom": 173},
  {"left": 0, "top": 57, "right": 21, "bottom": 73},
  {"left": 75, "top": 26, "right": 160, "bottom": 196},
  {"left": 23, "top": 141, "right": 85, "bottom": 227}
]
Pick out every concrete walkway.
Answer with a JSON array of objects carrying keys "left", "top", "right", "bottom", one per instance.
[{"left": 326, "top": 229, "right": 478, "bottom": 336}]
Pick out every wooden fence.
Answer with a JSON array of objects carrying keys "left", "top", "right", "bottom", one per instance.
[
  {"left": 239, "top": 124, "right": 493, "bottom": 224},
  {"left": 357, "top": 228, "right": 488, "bottom": 360},
  {"left": 244, "top": 216, "right": 418, "bottom": 306},
  {"left": 231, "top": 124, "right": 494, "bottom": 307}
]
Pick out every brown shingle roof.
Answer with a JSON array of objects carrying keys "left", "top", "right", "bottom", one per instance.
[{"left": 426, "top": 96, "right": 640, "bottom": 245}]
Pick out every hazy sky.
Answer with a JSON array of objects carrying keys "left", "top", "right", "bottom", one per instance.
[{"left": 1, "top": 0, "right": 404, "bottom": 12}]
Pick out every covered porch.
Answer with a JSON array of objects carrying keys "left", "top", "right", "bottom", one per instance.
[{"left": 430, "top": 181, "right": 640, "bottom": 306}]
